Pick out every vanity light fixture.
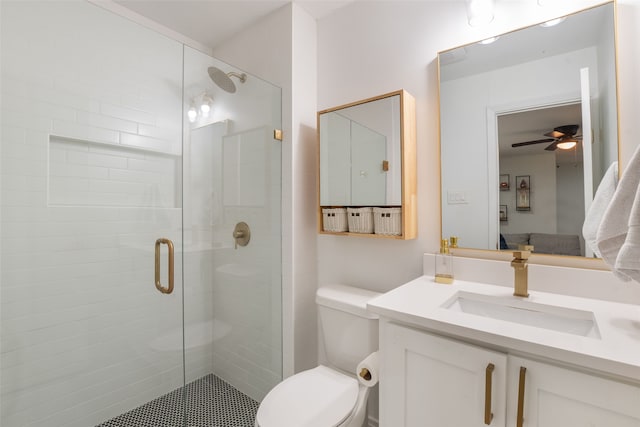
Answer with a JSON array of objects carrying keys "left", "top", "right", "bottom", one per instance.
[
  {"left": 466, "top": 0, "right": 495, "bottom": 27},
  {"left": 200, "top": 94, "right": 212, "bottom": 116},
  {"left": 187, "top": 104, "right": 198, "bottom": 123},
  {"left": 540, "top": 17, "right": 566, "bottom": 27},
  {"left": 187, "top": 92, "right": 213, "bottom": 123}
]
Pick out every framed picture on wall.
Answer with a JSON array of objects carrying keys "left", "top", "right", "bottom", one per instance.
[
  {"left": 516, "top": 175, "right": 530, "bottom": 211},
  {"left": 499, "top": 174, "right": 510, "bottom": 191},
  {"left": 500, "top": 205, "right": 508, "bottom": 221}
]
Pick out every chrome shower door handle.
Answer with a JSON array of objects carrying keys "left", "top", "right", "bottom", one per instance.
[{"left": 154, "top": 238, "right": 174, "bottom": 294}]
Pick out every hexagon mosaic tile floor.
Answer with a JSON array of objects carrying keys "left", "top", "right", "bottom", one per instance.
[{"left": 97, "top": 374, "right": 258, "bottom": 427}]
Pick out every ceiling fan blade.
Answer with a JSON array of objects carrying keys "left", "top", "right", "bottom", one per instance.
[
  {"left": 555, "top": 124, "right": 580, "bottom": 136},
  {"left": 544, "top": 141, "right": 559, "bottom": 151},
  {"left": 544, "top": 130, "right": 565, "bottom": 138},
  {"left": 544, "top": 124, "right": 580, "bottom": 139},
  {"left": 512, "top": 138, "right": 555, "bottom": 148}
]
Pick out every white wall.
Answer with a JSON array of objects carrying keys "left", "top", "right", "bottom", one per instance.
[
  {"left": 596, "top": 7, "right": 618, "bottom": 182},
  {"left": 499, "top": 153, "right": 557, "bottom": 236},
  {"left": 317, "top": 0, "right": 640, "bottom": 292},
  {"left": 556, "top": 161, "right": 585, "bottom": 253},
  {"left": 318, "top": 1, "right": 640, "bottom": 423},
  {"left": 213, "top": 3, "right": 319, "bottom": 376}
]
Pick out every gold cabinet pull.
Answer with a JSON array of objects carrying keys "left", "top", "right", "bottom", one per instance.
[
  {"left": 154, "top": 238, "right": 174, "bottom": 294},
  {"left": 484, "top": 363, "right": 495, "bottom": 425},
  {"left": 516, "top": 366, "right": 527, "bottom": 427}
]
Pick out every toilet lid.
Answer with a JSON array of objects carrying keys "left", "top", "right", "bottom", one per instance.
[{"left": 256, "top": 365, "right": 359, "bottom": 427}]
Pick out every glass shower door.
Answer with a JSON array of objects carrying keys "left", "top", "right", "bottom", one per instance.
[
  {"left": 182, "top": 46, "right": 283, "bottom": 422},
  {"left": 1, "top": 2, "right": 187, "bottom": 426}
]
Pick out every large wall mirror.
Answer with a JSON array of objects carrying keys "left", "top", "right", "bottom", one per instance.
[{"left": 438, "top": 2, "right": 618, "bottom": 259}]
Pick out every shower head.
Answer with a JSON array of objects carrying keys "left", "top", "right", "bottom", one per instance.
[{"left": 207, "top": 66, "right": 247, "bottom": 93}]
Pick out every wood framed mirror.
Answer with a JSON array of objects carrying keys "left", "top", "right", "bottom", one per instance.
[{"left": 438, "top": 2, "right": 619, "bottom": 260}]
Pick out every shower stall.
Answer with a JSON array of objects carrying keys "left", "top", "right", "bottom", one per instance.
[{"left": 0, "top": 2, "right": 282, "bottom": 426}]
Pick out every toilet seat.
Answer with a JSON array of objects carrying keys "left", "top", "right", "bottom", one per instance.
[{"left": 255, "top": 365, "right": 359, "bottom": 427}]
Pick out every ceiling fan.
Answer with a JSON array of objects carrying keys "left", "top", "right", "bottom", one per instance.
[{"left": 511, "top": 124, "right": 581, "bottom": 151}]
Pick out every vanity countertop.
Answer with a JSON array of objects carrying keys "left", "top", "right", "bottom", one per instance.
[{"left": 368, "top": 276, "right": 640, "bottom": 382}]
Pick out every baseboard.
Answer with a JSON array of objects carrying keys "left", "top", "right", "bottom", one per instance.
[{"left": 367, "top": 415, "right": 379, "bottom": 427}]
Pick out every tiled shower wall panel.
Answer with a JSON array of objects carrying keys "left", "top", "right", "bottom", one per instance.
[
  {"left": 208, "top": 128, "right": 282, "bottom": 401},
  {"left": 0, "top": 2, "right": 205, "bottom": 426}
]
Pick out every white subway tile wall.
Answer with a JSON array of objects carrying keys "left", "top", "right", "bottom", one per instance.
[
  {"left": 2, "top": 3, "right": 282, "bottom": 426},
  {"left": 48, "top": 137, "right": 179, "bottom": 208},
  {"left": 1, "top": 2, "right": 189, "bottom": 426},
  {"left": 185, "top": 121, "right": 282, "bottom": 402}
]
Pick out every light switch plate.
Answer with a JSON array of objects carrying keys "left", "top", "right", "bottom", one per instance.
[{"left": 447, "top": 190, "right": 468, "bottom": 204}]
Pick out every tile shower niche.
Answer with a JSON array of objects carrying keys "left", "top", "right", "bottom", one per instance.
[{"left": 48, "top": 135, "right": 181, "bottom": 207}]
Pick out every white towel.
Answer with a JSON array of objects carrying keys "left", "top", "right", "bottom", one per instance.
[
  {"left": 615, "top": 177, "right": 640, "bottom": 281},
  {"left": 583, "top": 161, "right": 618, "bottom": 257},
  {"left": 596, "top": 145, "right": 640, "bottom": 281}
]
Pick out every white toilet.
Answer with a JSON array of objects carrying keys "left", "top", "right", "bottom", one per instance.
[{"left": 255, "top": 284, "right": 381, "bottom": 427}]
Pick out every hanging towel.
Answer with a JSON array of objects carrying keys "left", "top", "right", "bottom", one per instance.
[
  {"left": 615, "top": 181, "right": 640, "bottom": 281},
  {"left": 596, "top": 145, "right": 640, "bottom": 281},
  {"left": 583, "top": 161, "right": 618, "bottom": 257}
]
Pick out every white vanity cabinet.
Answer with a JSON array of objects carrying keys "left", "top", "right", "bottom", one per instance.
[
  {"left": 506, "top": 355, "right": 640, "bottom": 427},
  {"left": 381, "top": 321, "right": 508, "bottom": 426},
  {"left": 379, "top": 321, "right": 640, "bottom": 427}
]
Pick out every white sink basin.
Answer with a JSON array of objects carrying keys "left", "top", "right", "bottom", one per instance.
[{"left": 443, "top": 291, "right": 601, "bottom": 339}]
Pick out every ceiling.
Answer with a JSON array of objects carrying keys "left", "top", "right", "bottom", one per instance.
[
  {"left": 114, "top": 0, "right": 356, "bottom": 49},
  {"left": 439, "top": 3, "right": 608, "bottom": 81},
  {"left": 498, "top": 103, "right": 583, "bottom": 164}
]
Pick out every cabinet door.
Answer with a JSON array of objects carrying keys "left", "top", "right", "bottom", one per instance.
[
  {"left": 507, "top": 356, "right": 640, "bottom": 427},
  {"left": 380, "top": 322, "right": 507, "bottom": 427}
]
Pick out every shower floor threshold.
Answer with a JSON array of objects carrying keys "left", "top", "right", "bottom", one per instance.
[{"left": 97, "top": 373, "right": 258, "bottom": 427}]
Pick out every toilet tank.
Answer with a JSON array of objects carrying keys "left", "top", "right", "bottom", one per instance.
[{"left": 316, "top": 285, "right": 381, "bottom": 375}]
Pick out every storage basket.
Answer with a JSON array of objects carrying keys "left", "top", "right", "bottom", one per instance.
[
  {"left": 322, "top": 208, "right": 348, "bottom": 232},
  {"left": 347, "top": 207, "right": 374, "bottom": 234},
  {"left": 373, "top": 207, "right": 402, "bottom": 236}
]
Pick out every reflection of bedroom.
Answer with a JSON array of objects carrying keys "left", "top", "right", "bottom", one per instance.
[{"left": 498, "top": 104, "right": 586, "bottom": 256}]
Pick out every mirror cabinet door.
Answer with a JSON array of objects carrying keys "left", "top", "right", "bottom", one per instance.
[{"left": 318, "top": 90, "right": 417, "bottom": 239}]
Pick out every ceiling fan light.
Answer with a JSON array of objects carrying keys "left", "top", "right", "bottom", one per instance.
[{"left": 557, "top": 140, "right": 577, "bottom": 150}]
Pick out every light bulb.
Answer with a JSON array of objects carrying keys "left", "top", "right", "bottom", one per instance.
[
  {"left": 200, "top": 95, "right": 212, "bottom": 117},
  {"left": 466, "top": 0, "right": 494, "bottom": 27},
  {"left": 187, "top": 106, "right": 197, "bottom": 123},
  {"left": 557, "top": 141, "right": 577, "bottom": 150}
]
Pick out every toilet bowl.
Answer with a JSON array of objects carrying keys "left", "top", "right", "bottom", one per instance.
[
  {"left": 255, "top": 365, "right": 370, "bottom": 427},
  {"left": 255, "top": 285, "right": 381, "bottom": 427}
]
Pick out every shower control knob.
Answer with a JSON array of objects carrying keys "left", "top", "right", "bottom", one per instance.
[{"left": 233, "top": 222, "right": 251, "bottom": 249}]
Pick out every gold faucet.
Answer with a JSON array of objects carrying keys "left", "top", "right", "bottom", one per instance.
[{"left": 511, "top": 250, "right": 531, "bottom": 297}]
